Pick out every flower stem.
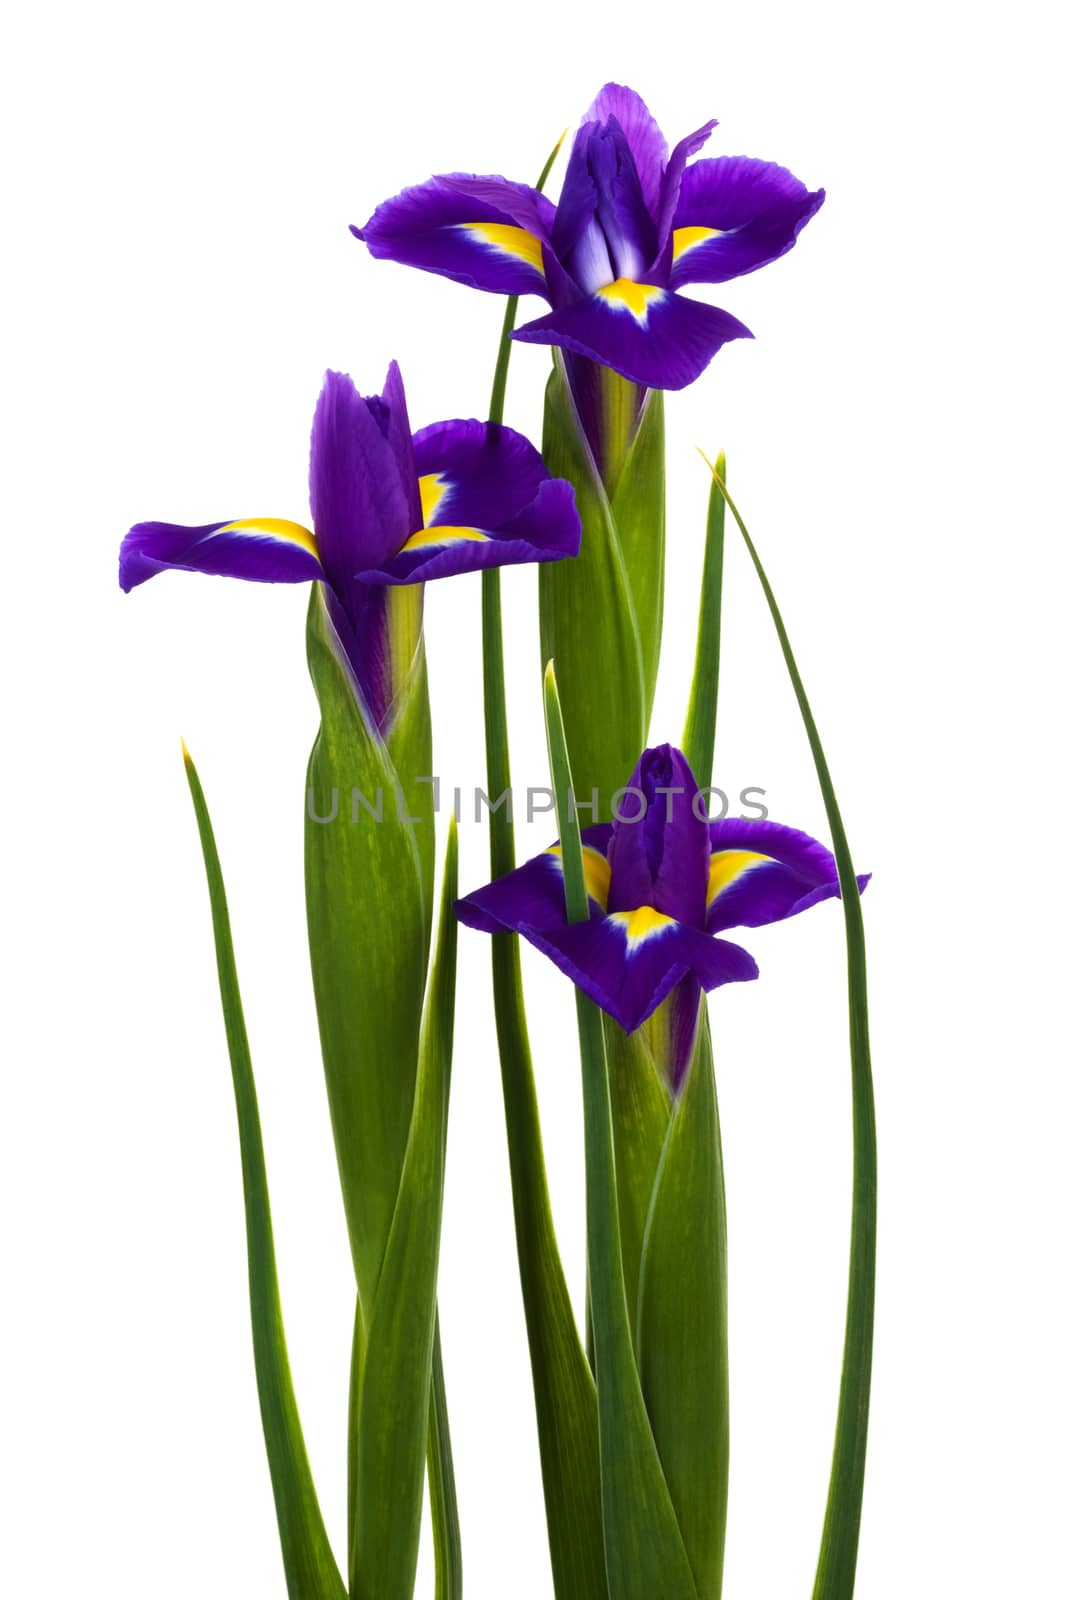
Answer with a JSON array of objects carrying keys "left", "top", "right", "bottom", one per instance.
[{"left": 478, "top": 137, "right": 609, "bottom": 1600}]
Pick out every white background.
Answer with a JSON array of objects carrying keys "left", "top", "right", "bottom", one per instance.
[{"left": 2, "top": 1, "right": 1064, "bottom": 1594}]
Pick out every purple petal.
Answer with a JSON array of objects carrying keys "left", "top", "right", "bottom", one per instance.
[
  {"left": 513, "top": 283, "right": 752, "bottom": 390},
  {"left": 670, "top": 156, "right": 825, "bottom": 287},
  {"left": 456, "top": 836, "right": 613, "bottom": 936},
  {"left": 608, "top": 745, "right": 709, "bottom": 927},
  {"left": 581, "top": 83, "right": 668, "bottom": 221},
  {"left": 353, "top": 174, "right": 552, "bottom": 299},
  {"left": 368, "top": 359, "right": 421, "bottom": 533},
  {"left": 310, "top": 369, "right": 412, "bottom": 583},
  {"left": 119, "top": 517, "right": 322, "bottom": 593},
  {"left": 706, "top": 816, "right": 869, "bottom": 934},
  {"left": 356, "top": 478, "right": 580, "bottom": 585},
  {"left": 412, "top": 419, "right": 556, "bottom": 531},
  {"left": 438, "top": 174, "right": 555, "bottom": 240},
  {"left": 654, "top": 117, "right": 718, "bottom": 257}
]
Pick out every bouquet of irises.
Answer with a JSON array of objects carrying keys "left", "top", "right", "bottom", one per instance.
[{"left": 120, "top": 83, "right": 874, "bottom": 1600}]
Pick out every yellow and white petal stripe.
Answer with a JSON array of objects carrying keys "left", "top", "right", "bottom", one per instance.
[
  {"left": 547, "top": 843, "right": 611, "bottom": 911},
  {"left": 671, "top": 225, "right": 723, "bottom": 262},
  {"left": 399, "top": 524, "right": 489, "bottom": 553},
  {"left": 213, "top": 517, "right": 320, "bottom": 558},
  {"left": 706, "top": 849, "right": 772, "bottom": 908},
  {"left": 460, "top": 222, "right": 545, "bottom": 276},
  {"left": 418, "top": 472, "right": 451, "bottom": 527},
  {"left": 596, "top": 278, "right": 668, "bottom": 327},
  {"left": 610, "top": 905, "right": 676, "bottom": 948}
]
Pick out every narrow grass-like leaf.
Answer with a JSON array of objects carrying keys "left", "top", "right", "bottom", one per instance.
[
  {"left": 637, "top": 1015, "right": 729, "bottom": 1600},
  {"left": 711, "top": 467, "right": 876, "bottom": 1600},
  {"left": 540, "top": 354, "right": 647, "bottom": 808},
  {"left": 353, "top": 820, "right": 459, "bottom": 1600},
  {"left": 478, "top": 130, "right": 609, "bottom": 1600},
  {"left": 182, "top": 744, "right": 346, "bottom": 1600},
  {"left": 545, "top": 665, "right": 700, "bottom": 1600},
  {"left": 682, "top": 453, "right": 727, "bottom": 790},
  {"left": 428, "top": 1318, "right": 462, "bottom": 1600}
]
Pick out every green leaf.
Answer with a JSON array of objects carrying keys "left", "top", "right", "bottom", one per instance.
[
  {"left": 544, "top": 665, "right": 700, "bottom": 1600},
  {"left": 353, "top": 818, "right": 459, "bottom": 1600},
  {"left": 183, "top": 744, "right": 346, "bottom": 1600},
  {"left": 712, "top": 468, "right": 876, "bottom": 1600},
  {"left": 539, "top": 353, "right": 648, "bottom": 809},
  {"left": 428, "top": 1318, "right": 462, "bottom": 1600},
  {"left": 682, "top": 454, "right": 726, "bottom": 790},
  {"left": 637, "top": 1014, "right": 729, "bottom": 1600}
]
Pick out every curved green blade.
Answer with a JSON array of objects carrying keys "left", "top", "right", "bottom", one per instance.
[
  {"left": 544, "top": 665, "right": 700, "bottom": 1600},
  {"left": 711, "top": 465, "right": 876, "bottom": 1600},
  {"left": 183, "top": 744, "right": 346, "bottom": 1600},
  {"left": 353, "top": 820, "right": 459, "bottom": 1600},
  {"left": 682, "top": 454, "right": 727, "bottom": 791}
]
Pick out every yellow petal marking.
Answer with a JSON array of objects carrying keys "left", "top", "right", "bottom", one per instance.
[
  {"left": 611, "top": 905, "right": 675, "bottom": 946},
  {"left": 707, "top": 849, "right": 772, "bottom": 907},
  {"left": 400, "top": 524, "right": 489, "bottom": 552},
  {"left": 672, "top": 225, "right": 722, "bottom": 260},
  {"left": 418, "top": 472, "right": 449, "bottom": 527},
  {"left": 215, "top": 518, "right": 320, "bottom": 559},
  {"left": 462, "top": 223, "right": 545, "bottom": 274},
  {"left": 547, "top": 844, "right": 611, "bottom": 911},
  {"left": 596, "top": 278, "right": 667, "bottom": 325}
]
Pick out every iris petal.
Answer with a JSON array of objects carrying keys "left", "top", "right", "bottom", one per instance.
[
  {"left": 513, "top": 285, "right": 752, "bottom": 390},
  {"left": 118, "top": 517, "right": 322, "bottom": 592},
  {"left": 581, "top": 83, "right": 669, "bottom": 221},
  {"left": 670, "top": 156, "right": 825, "bottom": 287},
  {"left": 353, "top": 174, "right": 553, "bottom": 299},
  {"left": 357, "top": 478, "right": 580, "bottom": 585},
  {"left": 706, "top": 816, "right": 869, "bottom": 933}
]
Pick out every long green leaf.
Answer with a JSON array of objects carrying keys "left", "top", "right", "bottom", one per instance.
[
  {"left": 636, "top": 1015, "right": 729, "bottom": 1600},
  {"left": 428, "top": 1318, "right": 462, "bottom": 1600},
  {"left": 544, "top": 666, "right": 700, "bottom": 1600},
  {"left": 183, "top": 743, "right": 346, "bottom": 1600},
  {"left": 682, "top": 453, "right": 727, "bottom": 789},
  {"left": 711, "top": 466, "right": 876, "bottom": 1600},
  {"left": 353, "top": 819, "right": 459, "bottom": 1600},
  {"left": 479, "top": 131, "right": 608, "bottom": 1600}
]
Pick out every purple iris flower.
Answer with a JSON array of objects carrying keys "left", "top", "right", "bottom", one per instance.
[
  {"left": 119, "top": 363, "right": 580, "bottom": 733},
  {"left": 456, "top": 745, "right": 867, "bottom": 1089},
  {"left": 353, "top": 83, "right": 823, "bottom": 399}
]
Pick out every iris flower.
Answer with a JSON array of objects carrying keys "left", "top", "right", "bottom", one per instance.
[
  {"left": 456, "top": 745, "right": 867, "bottom": 1088},
  {"left": 353, "top": 82, "right": 823, "bottom": 412},
  {"left": 119, "top": 363, "right": 580, "bottom": 732}
]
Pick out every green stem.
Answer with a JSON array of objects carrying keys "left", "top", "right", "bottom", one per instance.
[
  {"left": 713, "top": 471, "right": 876, "bottom": 1600},
  {"left": 478, "top": 134, "right": 608, "bottom": 1600}
]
